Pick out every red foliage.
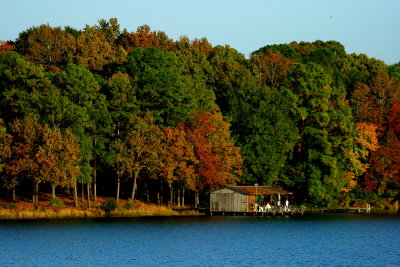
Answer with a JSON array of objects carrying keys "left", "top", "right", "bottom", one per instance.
[
  {"left": 186, "top": 110, "right": 242, "bottom": 190},
  {"left": 251, "top": 49, "right": 295, "bottom": 87},
  {"left": 388, "top": 102, "right": 400, "bottom": 138},
  {"left": 368, "top": 130, "right": 400, "bottom": 190},
  {"left": 352, "top": 72, "right": 400, "bottom": 133},
  {"left": 119, "top": 25, "right": 174, "bottom": 52},
  {"left": 0, "top": 41, "right": 16, "bottom": 54}
]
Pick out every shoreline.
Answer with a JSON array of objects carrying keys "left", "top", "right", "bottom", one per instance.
[
  {"left": 0, "top": 208, "right": 205, "bottom": 220},
  {"left": 1, "top": 207, "right": 399, "bottom": 220}
]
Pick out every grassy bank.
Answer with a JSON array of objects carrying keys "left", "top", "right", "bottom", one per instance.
[{"left": 0, "top": 200, "right": 204, "bottom": 220}]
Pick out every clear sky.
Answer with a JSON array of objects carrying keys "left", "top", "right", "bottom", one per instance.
[{"left": 1, "top": 0, "right": 399, "bottom": 64}]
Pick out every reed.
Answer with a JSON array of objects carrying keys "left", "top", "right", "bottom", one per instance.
[
  {"left": 0, "top": 207, "right": 103, "bottom": 219},
  {"left": 0, "top": 200, "right": 202, "bottom": 219},
  {"left": 113, "top": 201, "right": 203, "bottom": 217}
]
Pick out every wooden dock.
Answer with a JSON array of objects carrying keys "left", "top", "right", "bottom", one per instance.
[
  {"left": 209, "top": 211, "right": 305, "bottom": 216},
  {"left": 320, "top": 207, "right": 371, "bottom": 213}
]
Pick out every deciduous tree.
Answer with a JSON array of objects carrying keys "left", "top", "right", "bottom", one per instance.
[
  {"left": 0, "top": 41, "right": 16, "bottom": 54},
  {"left": 251, "top": 49, "right": 295, "bottom": 87},
  {"left": 121, "top": 112, "right": 162, "bottom": 201}
]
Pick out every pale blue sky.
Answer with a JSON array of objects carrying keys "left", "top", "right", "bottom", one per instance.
[{"left": 1, "top": 0, "right": 399, "bottom": 64}]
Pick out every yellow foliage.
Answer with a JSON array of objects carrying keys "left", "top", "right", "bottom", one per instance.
[
  {"left": 355, "top": 122, "right": 379, "bottom": 153},
  {"left": 341, "top": 172, "right": 357, "bottom": 193}
]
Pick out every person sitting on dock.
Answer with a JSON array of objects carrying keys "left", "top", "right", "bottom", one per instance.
[
  {"left": 276, "top": 200, "right": 281, "bottom": 212},
  {"left": 285, "top": 199, "right": 289, "bottom": 212},
  {"left": 253, "top": 203, "right": 258, "bottom": 212},
  {"left": 259, "top": 206, "right": 264, "bottom": 212},
  {"left": 265, "top": 202, "right": 271, "bottom": 213}
]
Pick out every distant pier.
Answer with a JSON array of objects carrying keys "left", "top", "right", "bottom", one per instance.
[{"left": 209, "top": 211, "right": 304, "bottom": 216}]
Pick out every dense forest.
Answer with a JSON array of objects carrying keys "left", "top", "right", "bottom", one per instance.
[{"left": 1, "top": 18, "right": 399, "bottom": 209}]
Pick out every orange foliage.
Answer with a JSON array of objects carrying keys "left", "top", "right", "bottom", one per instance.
[
  {"left": 355, "top": 122, "right": 379, "bottom": 156},
  {"left": 186, "top": 110, "right": 242, "bottom": 190},
  {"left": 341, "top": 172, "right": 356, "bottom": 193},
  {"left": 76, "top": 25, "right": 126, "bottom": 71},
  {"left": 119, "top": 25, "right": 174, "bottom": 52},
  {"left": 187, "top": 37, "right": 213, "bottom": 56},
  {"left": 24, "top": 25, "right": 75, "bottom": 70},
  {"left": 352, "top": 72, "right": 400, "bottom": 131},
  {"left": 251, "top": 49, "right": 295, "bottom": 87},
  {"left": 161, "top": 124, "right": 198, "bottom": 190},
  {"left": 0, "top": 40, "right": 15, "bottom": 54},
  {"left": 6, "top": 117, "right": 80, "bottom": 187},
  {"left": 36, "top": 127, "right": 80, "bottom": 188}
]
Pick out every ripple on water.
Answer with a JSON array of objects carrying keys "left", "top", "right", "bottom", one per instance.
[{"left": 0, "top": 214, "right": 400, "bottom": 266}]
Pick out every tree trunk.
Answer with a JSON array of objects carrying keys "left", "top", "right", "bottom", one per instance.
[
  {"left": 81, "top": 181, "right": 84, "bottom": 203},
  {"left": 52, "top": 184, "right": 56, "bottom": 199},
  {"left": 146, "top": 183, "right": 150, "bottom": 203},
  {"left": 177, "top": 188, "right": 181, "bottom": 207},
  {"left": 195, "top": 190, "right": 199, "bottom": 209},
  {"left": 116, "top": 128, "right": 120, "bottom": 204},
  {"left": 116, "top": 174, "right": 121, "bottom": 204},
  {"left": 182, "top": 186, "right": 185, "bottom": 207},
  {"left": 87, "top": 182, "right": 91, "bottom": 209},
  {"left": 33, "top": 181, "right": 39, "bottom": 210},
  {"left": 131, "top": 172, "right": 139, "bottom": 201},
  {"left": 12, "top": 187, "right": 16, "bottom": 202},
  {"left": 160, "top": 181, "right": 163, "bottom": 205},
  {"left": 73, "top": 182, "right": 78, "bottom": 208},
  {"left": 93, "top": 136, "right": 97, "bottom": 203},
  {"left": 93, "top": 162, "right": 97, "bottom": 203},
  {"left": 169, "top": 181, "right": 173, "bottom": 207}
]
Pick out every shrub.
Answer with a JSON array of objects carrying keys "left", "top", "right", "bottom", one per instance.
[
  {"left": 50, "top": 197, "right": 64, "bottom": 209},
  {"left": 100, "top": 199, "right": 117, "bottom": 215},
  {"left": 124, "top": 199, "right": 137, "bottom": 210},
  {"left": 7, "top": 203, "right": 18, "bottom": 210}
]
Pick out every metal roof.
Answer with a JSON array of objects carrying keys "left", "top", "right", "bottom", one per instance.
[{"left": 226, "top": 186, "right": 293, "bottom": 195}]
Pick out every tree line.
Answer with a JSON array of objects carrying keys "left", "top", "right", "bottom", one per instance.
[{"left": 0, "top": 18, "right": 399, "bottom": 208}]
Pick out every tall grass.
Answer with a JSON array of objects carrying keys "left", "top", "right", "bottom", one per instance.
[
  {"left": 0, "top": 207, "right": 102, "bottom": 219},
  {"left": 114, "top": 201, "right": 203, "bottom": 217},
  {"left": 0, "top": 200, "right": 203, "bottom": 219}
]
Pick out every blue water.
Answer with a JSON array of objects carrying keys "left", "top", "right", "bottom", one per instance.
[{"left": 0, "top": 214, "right": 399, "bottom": 266}]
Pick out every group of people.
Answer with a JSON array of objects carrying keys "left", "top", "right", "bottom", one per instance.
[{"left": 254, "top": 200, "right": 290, "bottom": 213}]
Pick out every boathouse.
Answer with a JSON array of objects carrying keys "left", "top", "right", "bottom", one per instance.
[{"left": 210, "top": 186, "right": 293, "bottom": 212}]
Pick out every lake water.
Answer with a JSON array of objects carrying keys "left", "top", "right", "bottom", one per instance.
[{"left": 0, "top": 213, "right": 399, "bottom": 266}]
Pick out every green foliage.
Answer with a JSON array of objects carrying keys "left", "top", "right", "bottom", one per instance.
[
  {"left": 388, "top": 64, "right": 400, "bottom": 82},
  {"left": 121, "top": 47, "right": 195, "bottom": 126},
  {"left": 7, "top": 203, "right": 18, "bottom": 210},
  {"left": 1, "top": 20, "right": 398, "bottom": 209},
  {"left": 100, "top": 199, "right": 118, "bottom": 215},
  {"left": 0, "top": 51, "right": 48, "bottom": 122},
  {"left": 50, "top": 197, "right": 64, "bottom": 208},
  {"left": 284, "top": 62, "right": 360, "bottom": 204},
  {"left": 254, "top": 43, "right": 299, "bottom": 59},
  {"left": 124, "top": 199, "right": 137, "bottom": 210},
  {"left": 236, "top": 88, "right": 298, "bottom": 186}
]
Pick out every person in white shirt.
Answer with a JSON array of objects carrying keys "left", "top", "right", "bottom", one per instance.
[
  {"left": 253, "top": 202, "right": 258, "bottom": 212},
  {"left": 265, "top": 202, "right": 271, "bottom": 212},
  {"left": 285, "top": 199, "right": 289, "bottom": 212}
]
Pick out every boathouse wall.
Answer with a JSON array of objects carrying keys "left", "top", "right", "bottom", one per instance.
[{"left": 210, "top": 188, "right": 248, "bottom": 212}]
